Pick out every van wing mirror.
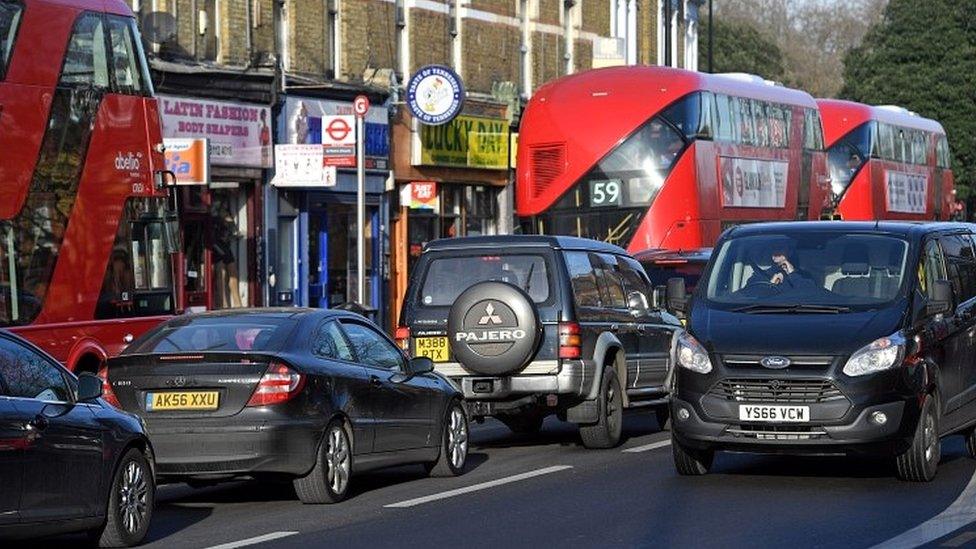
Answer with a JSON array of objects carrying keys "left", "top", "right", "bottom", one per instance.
[
  {"left": 927, "top": 280, "right": 952, "bottom": 316},
  {"left": 666, "top": 277, "right": 688, "bottom": 314}
]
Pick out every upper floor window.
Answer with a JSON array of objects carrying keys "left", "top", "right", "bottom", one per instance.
[
  {"left": 60, "top": 13, "right": 110, "bottom": 88},
  {"left": 0, "top": 0, "right": 21, "bottom": 79}
]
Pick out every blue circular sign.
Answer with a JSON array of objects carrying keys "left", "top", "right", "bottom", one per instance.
[{"left": 406, "top": 64, "right": 465, "bottom": 126}]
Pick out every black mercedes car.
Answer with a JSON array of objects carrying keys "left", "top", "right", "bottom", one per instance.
[
  {"left": 668, "top": 221, "right": 976, "bottom": 482},
  {"left": 106, "top": 308, "right": 468, "bottom": 504},
  {"left": 0, "top": 330, "right": 154, "bottom": 547}
]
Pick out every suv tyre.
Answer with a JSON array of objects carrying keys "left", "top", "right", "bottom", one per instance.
[{"left": 579, "top": 366, "right": 623, "bottom": 449}]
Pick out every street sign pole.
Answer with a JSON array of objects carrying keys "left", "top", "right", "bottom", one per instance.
[{"left": 354, "top": 95, "right": 370, "bottom": 307}]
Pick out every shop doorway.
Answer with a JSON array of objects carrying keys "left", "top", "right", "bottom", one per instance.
[{"left": 308, "top": 203, "right": 381, "bottom": 311}]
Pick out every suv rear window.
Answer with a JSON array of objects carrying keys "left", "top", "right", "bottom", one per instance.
[
  {"left": 419, "top": 254, "right": 550, "bottom": 306},
  {"left": 127, "top": 316, "right": 296, "bottom": 354}
]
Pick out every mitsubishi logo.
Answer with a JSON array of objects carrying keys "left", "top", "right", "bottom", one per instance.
[{"left": 478, "top": 303, "right": 503, "bottom": 325}]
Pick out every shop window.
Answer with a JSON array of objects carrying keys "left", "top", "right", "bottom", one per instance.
[
  {"left": 464, "top": 186, "right": 496, "bottom": 236},
  {"left": 211, "top": 189, "right": 248, "bottom": 308},
  {"left": 0, "top": 1, "right": 22, "bottom": 80}
]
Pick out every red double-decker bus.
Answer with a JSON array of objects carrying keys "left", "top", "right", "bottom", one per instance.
[
  {"left": 818, "top": 99, "right": 954, "bottom": 221},
  {"left": 0, "top": 0, "right": 177, "bottom": 373},
  {"left": 516, "top": 66, "right": 831, "bottom": 253}
]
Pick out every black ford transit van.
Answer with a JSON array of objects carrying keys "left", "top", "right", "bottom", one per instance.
[{"left": 669, "top": 221, "right": 976, "bottom": 481}]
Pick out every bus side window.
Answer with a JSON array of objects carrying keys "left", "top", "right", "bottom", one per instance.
[
  {"left": 715, "top": 94, "right": 733, "bottom": 142},
  {"left": 59, "top": 13, "right": 110, "bottom": 88}
]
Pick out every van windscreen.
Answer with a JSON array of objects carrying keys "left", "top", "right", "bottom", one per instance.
[
  {"left": 705, "top": 233, "right": 910, "bottom": 310},
  {"left": 419, "top": 254, "right": 550, "bottom": 307}
]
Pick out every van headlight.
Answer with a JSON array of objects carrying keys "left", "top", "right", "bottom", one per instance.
[
  {"left": 842, "top": 332, "right": 906, "bottom": 377},
  {"left": 676, "top": 333, "right": 712, "bottom": 374}
]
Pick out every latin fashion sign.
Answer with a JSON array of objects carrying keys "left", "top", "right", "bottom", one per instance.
[
  {"left": 720, "top": 156, "right": 788, "bottom": 208},
  {"left": 158, "top": 95, "right": 272, "bottom": 169}
]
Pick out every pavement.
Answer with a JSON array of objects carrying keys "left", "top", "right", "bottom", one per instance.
[{"left": 23, "top": 411, "right": 976, "bottom": 548}]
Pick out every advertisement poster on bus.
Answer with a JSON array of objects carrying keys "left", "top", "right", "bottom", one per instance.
[
  {"left": 720, "top": 157, "right": 788, "bottom": 208},
  {"left": 158, "top": 95, "right": 272, "bottom": 168},
  {"left": 885, "top": 171, "right": 928, "bottom": 214}
]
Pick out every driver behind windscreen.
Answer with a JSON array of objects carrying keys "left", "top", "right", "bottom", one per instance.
[{"left": 768, "top": 247, "right": 815, "bottom": 289}]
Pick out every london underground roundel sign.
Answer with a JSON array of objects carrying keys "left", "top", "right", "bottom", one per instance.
[{"left": 406, "top": 64, "right": 465, "bottom": 125}]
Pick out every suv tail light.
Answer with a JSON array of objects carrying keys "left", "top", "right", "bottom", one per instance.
[
  {"left": 394, "top": 326, "right": 411, "bottom": 351},
  {"left": 558, "top": 322, "right": 581, "bottom": 359},
  {"left": 97, "top": 365, "right": 122, "bottom": 408},
  {"left": 246, "top": 362, "right": 305, "bottom": 407}
]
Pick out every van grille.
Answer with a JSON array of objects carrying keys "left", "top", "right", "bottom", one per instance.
[
  {"left": 720, "top": 355, "right": 834, "bottom": 368},
  {"left": 529, "top": 144, "right": 566, "bottom": 199},
  {"left": 727, "top": 425, "right": 828, "bottom": 440},
  {"left": 709, "top": 378, "right": 844, "bottom": 404}
]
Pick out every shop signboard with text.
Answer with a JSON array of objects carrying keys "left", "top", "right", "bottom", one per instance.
[
  {"left": 158, "top": 95, "right": 272, "bottom": 169},
  {"left": 281, "top": 96, "right": 390, "bottom": 170},
  {"left": 164, "top": 138, "right": 210, "bottom": 185},
  {"left": 418, "top": 115, "right": 510, "bottom": 170},
  {"left": 400, "top": 181, "right": 439, "bottom": 211}
]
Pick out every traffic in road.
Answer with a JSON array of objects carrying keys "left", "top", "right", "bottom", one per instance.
[{"left": 21, "top": 412, "right": 976, "bottom": 548}]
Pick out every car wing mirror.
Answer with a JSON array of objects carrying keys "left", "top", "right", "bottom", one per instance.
[
  {"left": 927, "top": 280, "right": 953, "bottom": 316},
  {"left": 77, "top": 372, "right": 103, "bottom": 402},
  {"left": 666, "top": 277, "right": 689, "bottom": 315},
  {"left": 407, "top": 356, "right": 434, "bottom": 376}
]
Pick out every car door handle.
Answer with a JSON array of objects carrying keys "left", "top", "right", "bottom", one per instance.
[
  {"left": 369, "top": 375, "right": 382, "bottom": 387},
  {"left": 27, "top": 415, "right": 48, "bottom": 432}
]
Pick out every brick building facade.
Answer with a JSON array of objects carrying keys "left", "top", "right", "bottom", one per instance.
[{"left": 126, "top": 0, "right": 705, "bottom": 327}]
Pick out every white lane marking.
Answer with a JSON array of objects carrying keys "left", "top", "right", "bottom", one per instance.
[
  {"left": 942, "top": 531, "right": 976, "bottom": 547},
  {"left": 204, "top": 531, "right": 299, "bottom": 549},
  {"left": 622, "top": 439, "right": 672, "bottom": 453},
  {"left": 385, "top": 465, "right": 573, "bottom": 508},
  {"left": 871, "top": 468, "right": 976, "bottom": 549}
]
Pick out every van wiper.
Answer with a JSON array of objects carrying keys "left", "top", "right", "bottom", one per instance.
[
  {"left": 731, "top": 303, "right": 851, "bottom": 314},
  {"left": 523, "top": 261, "right": 535, "bottom": 294}
]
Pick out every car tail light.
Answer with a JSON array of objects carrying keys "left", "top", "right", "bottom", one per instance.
[
  {"left": 559, "top": 322, "right": 581, "bottom": 359},
  {"left": 246, "top": 362, "right": 305, "bottom": 407},
  {"left": 97, "top": 365, "right": 122, "bottom": 408},
  {"left": 394, "top": 326, "right": 411, "bottom": 351}
]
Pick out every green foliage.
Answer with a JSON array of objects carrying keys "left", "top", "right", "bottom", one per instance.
[
  {"left": 699, "top": 18, "right": 787, "bottom": 83},
  {"left": 841, "top": 0, "right": 976, "bottom": 198}
]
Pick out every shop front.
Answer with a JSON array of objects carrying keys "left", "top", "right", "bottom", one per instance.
[
  {"left": 390, "top": 101, "right": 513, "bottom": 327},
  {"left": 267, "top": 94, "right": 391, "bottom": 326},
  {"left": 160, "top": 94, "right": 272, "bottom": 312}
]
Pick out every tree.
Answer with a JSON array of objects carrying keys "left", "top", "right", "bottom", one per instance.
[
  {"left": 704, "top": 0, "right": 887, "bottom": 98},
  {"left": 841, "top": 0, "right": 976, "bottom": 198},
  {"left": 698, "top": 18, "right": 786, "bottom": 83}
]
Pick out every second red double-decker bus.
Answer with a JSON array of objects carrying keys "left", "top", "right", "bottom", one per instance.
[
  {"left": 516, "top": 66, "right": 831, "bottom": 253},
  {"left": 818, "top": 99, "right": 954, "bottom": 222},
  {"left": 0, "top": 0, "right": 177, "bottom": 373}
]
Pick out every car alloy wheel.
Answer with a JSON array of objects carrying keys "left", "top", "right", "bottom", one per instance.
[
  {"left": 327, "top": 425, "right": 351, "bottom": 496},
  {"left": 118, "top": 459, "right": 150, "bottom": 536},
  {"left": 447, "top": 405, "right": 468, "bottom": 470}
]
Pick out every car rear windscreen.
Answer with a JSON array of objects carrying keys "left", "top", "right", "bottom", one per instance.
[
  {"left": 419, "top": 254, "right": 550, "bottom": 307},
  {"left": 126, "top": 316, "right": 296, "bottom": 354}
]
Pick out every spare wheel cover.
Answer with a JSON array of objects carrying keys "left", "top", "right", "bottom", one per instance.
[{"left": 447, "top": 281, "right": 542, "bottom": 376}]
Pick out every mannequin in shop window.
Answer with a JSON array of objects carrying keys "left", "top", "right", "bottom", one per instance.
[{"left": 212, "top": 203, "right": 243, "bottom": 308}]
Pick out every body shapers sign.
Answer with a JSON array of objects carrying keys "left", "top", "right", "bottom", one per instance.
[
  {"left": 159, "top": 95, "right": 272, "bottom": 168},
  {"left": 886, "top": 171, "right": 929, "bottom": 214},
  {"left": 720, "top": 156, "right": 789, "bottom": 208}
]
